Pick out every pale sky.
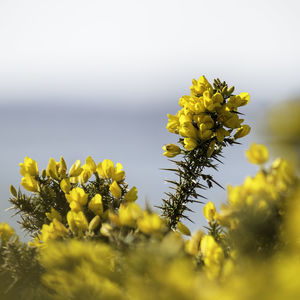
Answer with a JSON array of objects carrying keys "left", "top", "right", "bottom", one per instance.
[{"left": 0, "top": 0, "right": 299, "bottom": 105}]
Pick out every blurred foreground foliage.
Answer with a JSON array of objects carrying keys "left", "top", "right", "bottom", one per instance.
[{"left": 1, "top": 77, "right": 299, "bottom": 299}]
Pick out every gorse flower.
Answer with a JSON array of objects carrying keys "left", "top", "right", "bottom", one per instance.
[
  {"left": 166, "top": 75, "right": 250, "bottom": 152},
  {"left": 245, "top": 143, "right": 269, "bottom": 165}
]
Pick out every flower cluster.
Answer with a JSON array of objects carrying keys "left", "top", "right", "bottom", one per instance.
[{"left": 164, "top": 76, "right": 251, "bottom": 157}]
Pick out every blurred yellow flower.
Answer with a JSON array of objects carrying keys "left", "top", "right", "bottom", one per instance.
[
  {"left": 88, "top": 194, "right": 103, "bottom": 215},
  {"left": 19, "top": 156, "right": 39, "bottom": 177},
  {"left": 245, "top": 143, "right": 269, "bottom": 165}
]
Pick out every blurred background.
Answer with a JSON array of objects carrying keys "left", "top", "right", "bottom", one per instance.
[{"left": 0, "top": 0, "right": 299, "bottom": 238}]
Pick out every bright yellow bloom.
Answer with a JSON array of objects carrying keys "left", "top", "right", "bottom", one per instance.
[
  {"left": 203, "top": 91, "right": 223, "bottom": 112},
  {"left": 110, "top": 181, "right": 122, "bottom": 199},
  {"left": 97, "top": 159, "right": 125, "bottom": 182},
  {"left": 69, "top": 201, "right": 82, "bottom": 212},
  {"left": 245, "top": 143, "right": 269, "bottom": 165},
  {"left": 166, "top": 113, "right": 180, "bottom": 134},
  {"left": 193, "top": 114, "right": 214, "bottom": 129},
  {"left": 179, "top": 119, "right": 198, "bottom": 140},
  {"left": 85, "top": 156, "right": 96, "bottom": 172},
  {"left": 0, "top": 223, "right": 15, "bottom": 242},
  {"left": 46, "top": 207, "right": 62, "bottom": 222},
  {"left": 227, "top": 93, "right": 250, "bottom": 110},
  {"left": 97, "top": 159, "right": 114, "bottom": 178},
  {"left": 46, "top": 158, "right": 59, "bottom": 179},
  {"left": 177, "top": 222, "right": 191, "bottom": 236},
  {"left": 203, "top": 201, "right": 216, "bottom": 222},
  {"left": 190, "top": 75, "right": 213, "bottom": 97},
  {"left": 162, "top": 144, "right": 181, "bottom": 157},
  {"left": 124, "top": 186, "right": 138, "bottom": 202},
  {"left": 80, "top": 156, "right": 97, "bottom": 184},
  {"left": 119, "top": 203, "right": 142, "bottom": 227},
  {"left": 201, "top": 235, "right": 224, "bottom": 279},
  {"left": 198, "top": 123, "right": 213, "bottom": 140},
  {"left": 67, "top": 211, "right": 89, "bottom": 233},
  {"left": 19, "top": 156, "right": 39, "bottom": 177},
  {"left": 113, "top": 163, "right": 125, "bottom": 182},
  {"left": 183, "top": 138, "right": 198, "bottom": 151},
  {"left": 21, "top": 174, "right": 39, "bottom": 192},
  {"left": 88, "top": 215, "right": 101, "bottom": 232},
  {"left": 65, "top": 187, "right": 88, "bottom": 206},
  {"left": 234, "top": 125, "right": 251, "bottom": 139},
  {"left": 88, "top": 194, "right": 103, "bottom": 215},
  {"left": 219, "top": 111, "right": 244, "bottom": 129},
  {"left": 60, "top": 178, "right": 71, "bottom": 194},
  {"left": 38, "top": 219, "right": 68, "bottom": 244},
  {"left": 58, "top": 156, "right": 67, "bottom": 178},
  {"left": 184, "top": 230, "right": 203, "bottom": 256},
  {"left": 69, "top": 160, "right": 83, "bottom": 177},
  {"left": 137, "top": 211, "right": 165, "bottom": 234}
]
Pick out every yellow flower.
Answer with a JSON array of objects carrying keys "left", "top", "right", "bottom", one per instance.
[
  {"left": 183, "top": 138, "right": 198, "bottom": 151},
  {"left": 66, "top": 187, "right": 88, "bottom": 207},
  {"left": 97, "top": 159, "right": 125, "bottom": 182},
  {"left": 85, "top": 156, "right": 96, "bottom": 172},
  {"left": 69, "top": 201, "right": 82, "bottom": 212},
  {"left": 234, "top": 125, "right": 251, "bottom": 139},
  {"left": 119, "top": 203, "right": 142, "bottom": 227},
  {"left": 137, "top": 211, "right": 165, "bottom": 234},
  {"left": 88, "top": 194, "right": 103, "bottom": 215},
  {"left": 60, "top": 178, "right": 71, "bottom": 194},
  {"left": 21, "top": 174, "right": 39, "bottom": 192},
  {"left": 69, "top": 160, "right": 83, "bottom": 177},
  {"left": 58, "top": 156, "right": 67, "bottom": 178},
  {"left": 190, "top": 75, "right": 213, "bottom": 97},
  {"left": 110, "top": 181, "right": 122, "bottom": 199},
  {"left": 39, "top": 219, "right": 68, "bottom": 243},
  {"left": 203, "top": 91, "right": 223, "bottom": 112},
  {"left": 162, "top": 144, "right": 181, "bottom": 157},
  {"left": 245, "top": 143, "right": 269, "bottom": 165},
  {"left": 19, "top": 156, "right": 39, "bottom": 177},
  {"left": 201, "top": 235, "right": 224, "bottom": 279},
  {"left": 0, "top": 223, "right": 15, "bottom": 242},
  {"left": 88, "top": 215, "right": 101, "bottom": 232},
  {"left": 80, "top": 156, "right": 97, "bottom": 184},
  {"left": 184, "top": 230, "right": 203, "bottom": 256},
  {"left": 124, "top": 186, "right": 138, "bottom": 202},
  {"left": 113, "top": 163, "right": 125, "bottom": 182},
  {"left": 219, "top": 111, "right": 244, "bottom": 129},
  {"left": 179, "top": 120, "right": 199, "bottom": 140},
  {"left": 198, "top": 123, "right": 213, "bottom": 140},
  {"left": 227, "top": 93, "right": 250, "bottom": 110},
  {"left": 166, "top": 113, "right": 180, "bottom": 134},
  {"left": 46, "top": 158, "right": 59, "bottom": 179},
  {"left": 97, "top": 159, "right": 114, "bottom": 178},
  {"left": 46, "top": 207, "right": 62, "bottom": 222},
  {"left": 203, "top": 201, "right": 216, "bottom": 222},
  {"left": 177, "top": 222, "right": 191, "bottom": 236},
  {"left": 67, "top": 211, "right": 88, "bottom": 233}
]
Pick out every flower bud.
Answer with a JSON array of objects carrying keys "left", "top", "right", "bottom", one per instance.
[
  {"left": 89, "top": 215, "right": 101, "bottom": 232},
  {"left": 163, "top": 144, "right": 181, "bottom": 157},
  {"left": 9, "top": 185, "right": 17, "bottom": 197}
]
